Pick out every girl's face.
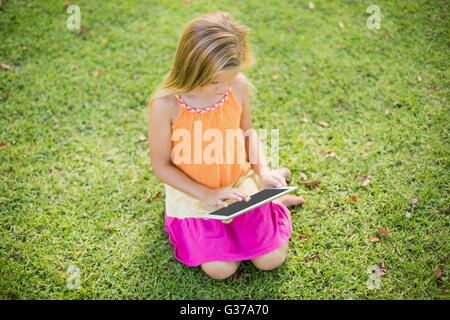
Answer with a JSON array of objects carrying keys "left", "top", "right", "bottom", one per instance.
[{"left": 199, "top": 68, "right": 240, "bottom": 96}]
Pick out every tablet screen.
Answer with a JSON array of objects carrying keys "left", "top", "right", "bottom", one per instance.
[{"left": 208, "top": 188, "right": 290, "bottom": 217}]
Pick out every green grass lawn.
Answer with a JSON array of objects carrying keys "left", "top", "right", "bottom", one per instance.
[{"left": 1, "top": 0, "right": 448, "bottom": 299}]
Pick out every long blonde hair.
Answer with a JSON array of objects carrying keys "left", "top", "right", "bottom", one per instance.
[{"left": 148, "top": 11, "right": 255, "bottom": 110}]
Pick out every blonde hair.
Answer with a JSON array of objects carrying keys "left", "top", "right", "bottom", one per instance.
[{"left": 148, "top": 11, "right": 256, "bottom": 110}]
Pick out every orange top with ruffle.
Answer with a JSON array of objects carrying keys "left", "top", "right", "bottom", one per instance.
[{"left": 171, "top": 87, "right": 251, "bottom": 189}]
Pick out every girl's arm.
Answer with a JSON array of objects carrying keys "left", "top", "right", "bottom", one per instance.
[{"left": 148, "top": 97, "right": 211, "bottom": 202}]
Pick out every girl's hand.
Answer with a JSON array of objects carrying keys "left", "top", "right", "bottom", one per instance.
[
  {"left": 203, "top": 187, "right": 250, "bottom": 208},
  {"left": 203, "top": 187, "right": 251, "bottom": 224},
  {"left": 260, "top": 171, "right": 288, "bottom": 189}
]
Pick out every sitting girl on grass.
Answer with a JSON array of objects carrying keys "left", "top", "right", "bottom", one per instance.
[{"left": 147, "top": 11, "right": 304, "bottom": 280}]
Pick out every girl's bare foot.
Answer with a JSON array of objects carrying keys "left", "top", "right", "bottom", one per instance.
[{"left": 277, "top": 195, "right": 305, "bottom": 207}]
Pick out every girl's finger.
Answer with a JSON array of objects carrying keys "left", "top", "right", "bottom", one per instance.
[
  {"left": 232, "top": 190, "right": 250, "bottom": 201},
  {"left": 273, "top": 174, "right": 286, "bottom": 186},
  {"left": 218, "top": 200, "right": 228, "bottom": 207},
  {"left": 223, "top": 193, "right": 243, "bottom": 202}
]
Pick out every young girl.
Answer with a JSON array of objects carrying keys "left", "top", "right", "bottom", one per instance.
[{"left": 147, "top": 11, "right": 305, "bottom": 280}]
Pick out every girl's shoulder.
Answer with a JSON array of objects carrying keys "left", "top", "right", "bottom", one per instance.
[
  {"left": 150, "top": 94, "right": 180, "bottom": 127},
  {"left": 230, "top": 72, "right": 253, "bottom": 110}
]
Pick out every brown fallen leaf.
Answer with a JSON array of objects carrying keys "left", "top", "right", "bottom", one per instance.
[
  {"left": 1, "top": 142, "right": 9, "bottom": 148},
  {"left": 375, "top": 227, "right": 389, "bottom": 237},
  {"left": 303, "top": 180, "right": 319, "bottom": 190},
  {"left": 336, "top": 44, "right": 345, "bottom": 49},
  {"left": 377, "top": 262, "right": 387, "bottom": 278},
  {"left": 298, "top": 233, "right": 307, "bottom": 241},
  {"left": 325, "top": 151, "right": 336, "bottom": 157},
  {"left": 370, "top": 234, "right": 380, "bottom": 242},
  {"left": 319, "top": 121, "right": 330, "bottom": 127},
  {"left": 433, "top": 86, "right": 440, "bottom": 91},
  {"left": 348, "top": 194, "right": 357, "bottom": 202},
  {"left": 62, "top": 1, "right": 72, "bottom": 6},
  {"left": 1, "top": 64, "right": 12, "bottom": 70},
  {"left": 435, "top": 266, "right": 442, "bottom": 279},
  {"left": 361, "top": 175, "right": 371, "bottom": 186},
  {"left": 288, "top": 26, "right": 295, "bottom": 33},
  {"left": 354, "top": 174, "right": 360, "bottom": 180},
  {"left": 153, "top": 192, "right": 162, "bottom": 200},
  {"left": 307, "top": 254, "right": 319, "bottom": 262},
  {"left": 77, "top": 27, "right": 87, "bottom": 35},
  {"left": 3, "top": 90, "right": 10, "bottom": 102},
  {"left": 273, "top": 67, "right": 280, "bottom": 73}
]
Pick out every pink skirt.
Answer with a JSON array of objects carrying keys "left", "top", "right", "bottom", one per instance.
[{"left": 164, "top": 201, "right": 292, "bottom": 267}]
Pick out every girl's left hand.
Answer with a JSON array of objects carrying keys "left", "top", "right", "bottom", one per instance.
[{"left": 260, "top": 171, "right": 288, "bottom": 189}]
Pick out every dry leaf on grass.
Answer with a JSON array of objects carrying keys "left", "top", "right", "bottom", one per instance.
[
  {"left": 307, "top": 254, "right": 319, "bottom": 262},
  {"left": 325, "top": 151, "right": 336, "bottom": 157},
  {"left": 361, "top": 175, "right": 371, "bottom": 186},
  {"left": 303, "top": 180, "right": 319, "bottom": 190},
  {"left": 376, "top": 227, "right": 389, "bottom": 237},
  {"left": 153, "top": 192, "right": 162, "bottom": 200},
  {"left": 1, "top": 64, "right": 12, "bottom": 70},
  {"left": 348, "top": 194, "right": 358, "bottom": 202},
  {"left": 319, "top": 121, "right": 330, "bottom": 127},
  {"left": 435, "top": 266, "right": 442, "bottom": 279},
  {"left": 370, "top": 234, "right": 380, "bottom": 242},
  {"left": 377, "top": 262, "right": 387, "bottom": 278}
]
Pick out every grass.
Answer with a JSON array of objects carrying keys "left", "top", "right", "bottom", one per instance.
[{"left": 0, "top": 0, "right": 449, "bottom": 299}]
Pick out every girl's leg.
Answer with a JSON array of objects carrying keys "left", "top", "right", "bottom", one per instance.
[
  {"left": 201, "top": 260, "right": 240, "bottom": 280},
  {"left": 251, "top": 241, "right": 289, "bottom": 271}
]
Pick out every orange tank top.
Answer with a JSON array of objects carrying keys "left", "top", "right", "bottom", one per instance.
[{"left": 171, "top": 86, "right": 251, "bottom": 189}]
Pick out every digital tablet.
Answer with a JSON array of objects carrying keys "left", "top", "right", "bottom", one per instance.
[{"left": 201, "top": 186, "right": 298, "bottom": 221}]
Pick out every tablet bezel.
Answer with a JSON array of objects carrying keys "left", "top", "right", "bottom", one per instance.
[{"left": 201, "top": 186, "right": 298, "bottom": 221}]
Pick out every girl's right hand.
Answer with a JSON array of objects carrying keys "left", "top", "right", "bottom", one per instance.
[{"left": 203, "top": 187, "right": 251, "bottom": 208}]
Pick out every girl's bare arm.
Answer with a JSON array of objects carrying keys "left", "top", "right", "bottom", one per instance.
[{"left": 148, "top": 97, "right": 211, "bottom": 202}]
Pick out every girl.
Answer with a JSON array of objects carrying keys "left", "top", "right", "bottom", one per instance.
[{"left": 147, "top": 11, "right": 305, "bottom": 280}]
